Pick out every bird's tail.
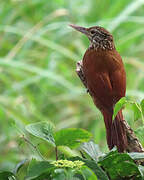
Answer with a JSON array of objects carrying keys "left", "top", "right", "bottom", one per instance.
[{"left": 102, "top": 109, "right": 127, "bottom": 152}]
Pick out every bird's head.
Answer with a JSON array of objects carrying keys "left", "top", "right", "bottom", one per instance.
[{"left": 69, "top": 24, "right": 114, "bottom": 50}]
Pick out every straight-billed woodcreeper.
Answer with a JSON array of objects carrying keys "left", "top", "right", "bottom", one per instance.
[{"left": 70, "top": 24, "right": 128, "bottom": 152}]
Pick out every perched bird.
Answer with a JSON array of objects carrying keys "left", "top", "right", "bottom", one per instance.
[{"left": 70, "top": 24, "right": 127, "bottom": 152}]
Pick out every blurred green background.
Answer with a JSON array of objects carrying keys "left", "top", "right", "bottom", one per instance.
[{"left": 0, "top": 0, "right": 144, "bottom": 171}]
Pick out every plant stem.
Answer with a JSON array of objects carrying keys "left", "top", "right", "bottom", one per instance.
[{"left": 55, "top": 146, "right": 58, "bottom": 160}]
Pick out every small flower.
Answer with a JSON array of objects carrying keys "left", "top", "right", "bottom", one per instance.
[
  {"left": 73, "top": 160, "right": 85, "bottom": 168},
  {"left": 51, "top": 159, "right": 84, "bottom": 169}
]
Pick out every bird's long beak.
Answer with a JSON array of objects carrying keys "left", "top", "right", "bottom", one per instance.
[{"left": 69, "top": 24, "right": 89, "bottom": 36}]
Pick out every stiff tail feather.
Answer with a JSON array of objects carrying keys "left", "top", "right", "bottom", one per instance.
[{"left": 102, "top": 110, "right": 127, "bottom": 152}]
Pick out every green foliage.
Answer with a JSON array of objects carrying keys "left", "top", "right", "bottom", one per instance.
[
  {"left": 113, "top": 98, "right": 144, "bottom": 122},
  {"left": 75, "top": 157, "right": 109, "bottom": 180},
  {"left": 25, "top": 121, "right": 92, "bottom": 150},
  {"left": 15, "top": 123, "right": 144, "bottom": 179},
  {"left": 141, "top": 100, "right": 144, "bottom": 122},
  {"left": 1, "top": 140, "right": 144, "bottom": 179},
  {"left": 113, "top": 97, "right": 127, "bottom": 120},
  {"left": 81, "top": 141, "right": 104, "bottom": 162},
  {"left": 0, "top": 171, "right": 16, "bottom": 180},
  {"left": 141, "top": 100, "right": 144, "bottom": 114},
  {"left": 54, "top": 128, "right": 92, "bottom": 148},
  {"left": 26, "top": 159, "right": 55, "bottom": 180},
  {"left": 135, "top": 126, "right": 144, "bottom": 143},
  {"left": 26, "top": 121, "right": 55, "bottom": 146},
  {"left": 99, "top": 150, "right": 141, "bottom": 180},
  {"left": 132, "top": 102, "right": 142, "bottom": 121},
  {"left": 1, "top": 100, "right": 144, "bottom": 179}
]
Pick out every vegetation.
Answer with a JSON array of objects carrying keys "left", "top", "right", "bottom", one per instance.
[
  {"left": 1, "top": 117, "right": 144, "bottom": 179},
  {"left": 0, "top": 0, "right": 144, "bottom": 179}
]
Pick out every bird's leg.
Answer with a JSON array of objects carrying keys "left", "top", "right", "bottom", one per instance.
[{"left": 76, "top": 60, "right": 89, "bottom": 93}]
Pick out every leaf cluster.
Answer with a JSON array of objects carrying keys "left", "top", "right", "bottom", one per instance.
[{"left": 1, "top": 121, "right": 144, "bottom": 180}]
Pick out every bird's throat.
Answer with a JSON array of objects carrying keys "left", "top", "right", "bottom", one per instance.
[{"left": 89, "top": 39, "right": 114, "bottom": 51}]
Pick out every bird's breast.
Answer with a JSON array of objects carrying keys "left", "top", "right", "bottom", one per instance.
[
  {"left": 83, "top": 49, "right": 108, "bottom": 74},
  {"left": 82, "top": 48, "right": 123, "bottom": 74}
]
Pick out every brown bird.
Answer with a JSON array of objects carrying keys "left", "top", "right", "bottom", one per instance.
[{"left": 70, "top": 24, "right": 128, "bottom": 152}]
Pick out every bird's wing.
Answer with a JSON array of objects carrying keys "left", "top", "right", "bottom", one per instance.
[
  {"left": 109, "top": 68, "right": 126, "bottom": 103},
  {"left": 86, "top": 72, "right": 114, "bottom": 111}
]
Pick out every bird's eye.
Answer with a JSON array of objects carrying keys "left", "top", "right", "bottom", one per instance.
[{"left": 90, "top": 30, "right": 95, "bottom": 34}]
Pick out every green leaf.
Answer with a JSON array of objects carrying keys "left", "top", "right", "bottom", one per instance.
[
  {"left": 99, "top": 151, "right": 134, "bottom": 166},
  {"left": 13, "top": 159, "right": 28, "bottom": 175},
  {"left": 132, "top": 103, "right": 142, "bottom": 121},
  {"left": 54, "top": 128, "right": 92, "bottom": 149},
  {"left": 80, "top": 166, "right": 98, "bottom": 180},
  {"left": 83, "top": 160, "right": 109, "bottom": 180},
  {"left": 74, "top": 173, "right": 86, "bottom": 180},
  {"left": 0, "top": 171, "right": 16, "bottom": 179},
  {"left": 26, "top": 159, "right": 55, "bottom": 180},
  {"left": 135, "top": 126, "right": 144, "bottom": 142},
  {"left": 13, "top": 159, "right": 29, "bottom": 180},
  {"left": 113, "top": 97, "right": 127, "bottom": 120},
  {"left": 25, "top": 121, "right": 55, "bottom": 146},
  {"left": 140, "top": 99, "right": 144, "bottom": 122},
  {"left": 98, "top": 148, "right": 118, "bottom": 162},
  {"left": 129, "top": 152, "right": 144, "bottom": 160},
  {"left": 70, "top": 157, "right": 109, "bottom": 180},
  {"left": 110, "top": 161, "right": 141, "bottom": 179},
  {"left": 138, "top": 165, "right": 144, "bottom": 178},
  {"left": 99, "top": 151, "right": 141, "bottom": 180},
  {"left": 140, "top": 99, "right": 144, "bottom": 115},
  {"left": 81, "top": 141, "right": 104, "bottom": 162},
  {"left": 52, "top": 169, "right": 66, "bottom": 180}
]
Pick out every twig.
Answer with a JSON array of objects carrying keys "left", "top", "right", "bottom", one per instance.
[{"left": 55, "top": 146, "right": 58, "bottom": 161}]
